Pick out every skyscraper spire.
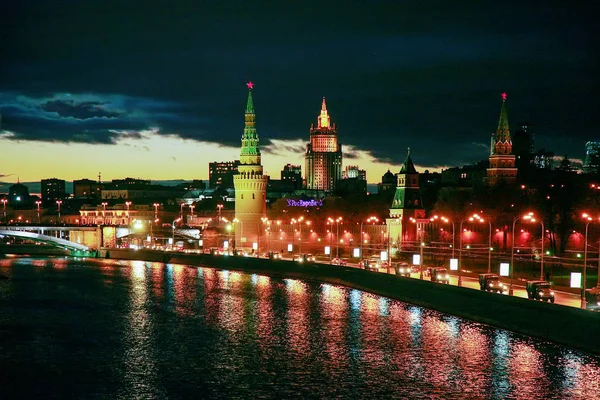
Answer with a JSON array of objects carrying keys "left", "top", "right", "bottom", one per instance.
[{"left": 318, "top": 96, "right": 330, "bottom": 128}]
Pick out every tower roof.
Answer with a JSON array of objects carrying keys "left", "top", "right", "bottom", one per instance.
[
  {"left": 246, "top": 82, "right": 254, "bottom": 113},
  {"left": 495, "top": 92, "right": 510, "bottom": 142},
  {"left": 399, "top": 148, "right": 417, "bottom": 174},
  {"left": 317, "top": 97, "right": 331, "bottom": 128}
]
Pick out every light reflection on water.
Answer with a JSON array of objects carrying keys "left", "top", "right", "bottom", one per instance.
[{"left": 0, "top": 258, "right": 599, "bottom": 399}]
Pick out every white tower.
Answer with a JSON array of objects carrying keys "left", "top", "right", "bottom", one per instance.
[{"left": 233, "top": 82, "right": 268, "bottom": 249}]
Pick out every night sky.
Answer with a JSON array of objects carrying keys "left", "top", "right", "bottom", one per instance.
[{"left": 1, "top": 0, "right": 598, "bottom": 182}]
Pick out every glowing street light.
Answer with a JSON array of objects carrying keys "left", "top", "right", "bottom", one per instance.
[
  {"left": 233, "top": 217, "right": 244, "bottom": 247},
  {"left": 217, "top": 204, "right": 224, "bottom": 225},
  {"left": 125, "top": 201, "right": 132, "bottom": 225},
  {"left": 1, "top": 198, "right": 7, "bottom": 223},
  {"left": 360, "top": 216, "right": 379, "bottom": 260},
  {"left": 430, "top": 215, "right": 455, "bottom": 258},
  {"left": 171, "top": 217, "right": 181, "bottom": 250},
  {"left": 101, "top": 202, "right": 108, "bottom": 225},
  {"left": 580, "top": 213, "right": 600, "bottom": 309},
  {"left": 35, "top": 200, "right": 42, "bottom": 224},
  {"left": 56, "top": 200, "right": 63, "bottom": 224},
  {"left": 327, "top": 217, "right": 343, "bottom": 258},
  {"left": 471, "top": 214, "right": 493, "bottom": 273},
  {"left": 153, "top": 203, "right": 160, "bottom": 221},
  {"left": 523, "top": 212, "right": 545, "bottom": 280}
]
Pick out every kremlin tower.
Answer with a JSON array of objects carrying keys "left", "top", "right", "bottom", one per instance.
[
  {"left": 305, "top": 98, "right": 343, "bottom": 192},
  {"left": 487, "top": 93, "right": 518, "bottom": 185},
  {"left": 386, "top": 148, "right": 426, "bottom": 250},
  {"left": 233, "top": 82, "right": 268, "bottom": 249}
]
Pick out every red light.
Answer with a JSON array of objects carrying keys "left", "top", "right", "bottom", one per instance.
[
  {"left": 246, "top": 81, "right": 254, "bottom": 90},
  {"left": 501, "top": 92, "right": 507, "bottom": 101}
]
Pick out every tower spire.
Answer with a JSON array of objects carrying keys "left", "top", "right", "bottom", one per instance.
[
  {"left": 318, "top": 96, "right": 330, "bottom": 128},
  {"left": 496, "top": 92, "right": 510, "bottom": 143}
]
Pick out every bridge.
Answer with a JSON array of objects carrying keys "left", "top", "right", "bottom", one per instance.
[{"left": 0, "top": 229, "right": 90, "bottom": 252}]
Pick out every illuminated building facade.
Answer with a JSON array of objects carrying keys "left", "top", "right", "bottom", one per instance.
[
  {"left": 305, "top": 98, "right": 342, "bottom": 192},
  {"left": 387, "top": 149, "right": 425, "bottom": 248},
  {"left": 209, "top": 160, "right": 240, "bottom": 188},
  {"left": 41, "top": 178, "right": 66, "bottom": 206},
  {"left": 233, "top": 82, "right": 268, "bottom": 249},
  {"left": 73, "top": 178, "right": 103, "bottom": 199},
  {"left": 487, "top": 93, "right": 518, "bottom": 184},
  {"left": 281, "top": 164, "right": 302, "bottom": 189},
  {"left": 583, "top": 141, "right": 600, "bottom": 174}
]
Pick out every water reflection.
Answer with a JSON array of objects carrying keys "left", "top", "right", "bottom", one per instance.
[{"left": 1, "top": 257, "right": 599, "bottom": 400}]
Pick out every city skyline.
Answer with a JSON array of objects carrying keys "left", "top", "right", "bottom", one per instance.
[{"left": 1, "top": 1, "right": 598, "bottom": 182}]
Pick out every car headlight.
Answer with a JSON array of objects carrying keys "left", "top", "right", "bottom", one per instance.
[
  {"left": 489, "top": 283, "right": 494, "bottom": 287},
  {"left": 550, "top": 291, "right": 554, "bottom": 296},
  {"left": 437, "top": 275, "right": 441, "bottom": 279},
  {"left": 445, "top": 274, "right": 449, "bottom": 279},
  {"left": 539, "top": 291, "right": 543, "bottom": 296}
]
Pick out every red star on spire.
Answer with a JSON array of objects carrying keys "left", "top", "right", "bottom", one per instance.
[
  {"left": 247, "top": 81, "right": 254, "bottom": 90},
  {"left": 501, "top": 92, "right": 507, "bottom": 101}
]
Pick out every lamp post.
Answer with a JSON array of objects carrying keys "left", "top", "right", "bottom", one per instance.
[
  {"left": 1, "top": 198, "right": 7, "bottom": 223},
  {"left": 360, "top": 216, "right": 379, "bottom": 260},
  {"left": 180, "top": 203, "right": 185, "bottom": 222},
  {"left": 327, "top": 217, "right": 342, "bottom": 258},
  {"left": 233, "top": 218, "right": 244, "bottom": 249},
  {"left": 260, "top": 217, "right": 268, "bottom": 253},
  {"left": 189, "top": 204, "right": 195, "bottom": 225},
  {"left": 458, "top": 214, "right": 478, "bottom": 287},
  {"left": 125, "top": 201, "right": 131, "bottom": 225},
  {"left": 56, "top": 200, "right": 62, "bottom": 224},
  {"left": 523, "top": 213, "right": 545, "bottom": 280},
  {"left": 581, "top": 213, "right": 598, "bottom": 309},
  {"left": 471, "top": 214, "right": 493, "bottom": 273},
  {"left": 171, "top": 218, "right": 181, "bottom": 250},
  {"left": 35, "top": 200, "right": 42, "bottom": 224},
  {"left": 291, "top": 217, "right": 304, "bottom": 258},
  {"left": 101, "top": 202, "right": 108, "bottom": 225},
  {"left": 217, "top": 204, "right": 223, "bottom": 226},
  {"left": 430, "top": 215, "right": 456, "bottom": 258},
  {"left": 153, "top": 203, "right": 160, "bottom": 221},
  {"left": 509, "top": 214, "right": 528, "bottom": 296},
  {"left": 301, "top": 220, "right": 311, "bottom": 254}
]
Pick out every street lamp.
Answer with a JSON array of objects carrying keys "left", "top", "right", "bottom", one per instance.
[
  {"left": 35, "top": 200, "right": 42, "bottom": 224},
  {"left": 189, "top": 204, "right": 195, "bottom": 224},
  {"left": 1, "top": 198, "right": 7, "bottom": 223},
  {"left": 328, "top": 217, "right": 342, "bottom": 258},
  {"left": 523, "top": 213, "right": 545, "bottom": 280},
  {"left": 509, "top": 213, "right": 537, "bottom": 295},
  {"left": 171, "top": 217, "right": 181, "bottom": 250},
  {"left": 233, "top": 217, "right": 244, "bottom": 248},
  {"left": 291, "top": 216, "right": 304, "bottom": 258},
  {"left": 125, "top": 201, "right": 132, "bottom": 225},
  {"left": 56, "top": 200, "right": 62, "bottom": 224},
  {"left": 430, "top": 215, "right": 456, "bottom": 258},
  {"left": 261, "top": 217, "right": 269, "bottom": 253},
  {"left": 180, "top": 203, "right": 185, "bottom": 222},
  {"left": 581, "top": 213, "right": 599, "bottom": 309},
  {"left": 153, "top": 203, "right": 160, "bottom": 221},
  {"left": 360, "top": 216, "right": 379, "bottom": 260},
  {"left": 471, "top": 214, "right": 493, "bottom": 273},
  {"left": 217, "top": 204, "right": 224, "bottom": 226},
  {"left": 458, "top": 213, "right": 482, "bottom": 287},
  {"left": 101, "top": 202, "right": 108, "bottom": 225}
]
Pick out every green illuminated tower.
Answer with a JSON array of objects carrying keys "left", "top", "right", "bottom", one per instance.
[{"left": 233, "top": 82, "right": 268, "bottom": 249}]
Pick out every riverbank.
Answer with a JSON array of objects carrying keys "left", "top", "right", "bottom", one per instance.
[{"left": 101, "top": 248, "right": 600, "bottom": 356}]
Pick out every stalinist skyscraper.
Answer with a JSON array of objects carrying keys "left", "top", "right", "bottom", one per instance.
[
  {"left": 305, "top": 98, "right": 343, "bottom": 192},
  {"left": 233, "top": 82, "right": 268, "bottom": 249}
]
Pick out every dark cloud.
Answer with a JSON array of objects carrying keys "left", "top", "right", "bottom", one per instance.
[
  {"left": 42, "top": 100, "right": 122, "bottom": 120},
  {"left": 0, "top": 0, "right": 598, "bottom": 169}
]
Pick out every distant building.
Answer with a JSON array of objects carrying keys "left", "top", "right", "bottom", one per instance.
[
  {"left": 73, "top": 178, "right": 103, "bottom": 199},
  {"left": 512, "top": 123, "right": 534, "bottom": 171},
  {"left": 41, "top": 178, "right": 66, "bottom": 206},
  {"left": 209, "top": 160, "right": 240, "bottom": 188},
  {"left": 342, "top": 165, "right": 366, "bottom": 181},
  {"left": 175, "top": 180, "right": 206, "bottom": 191},
  {"left": 532, "top": 149, "right": 555, "bottom": 170},
  {"left": 8, "top": 180, "right": 31, "bottom": 205},
  {"left": 487, "top": 93, "right": 518, "bottom": 185},
  {"left": 442, "top": 161, "right": 488, "bottom": 186},
  {"left": 281, "top": 164, "right": 303, "bottom": 189},
  {"left": 110, "top": 177, "right": 151, "bottom": 188},
  {"left": 378, "top": 169, "right": 397, "bottom": 196},
  {"left": 583, "top": 141, "right": 600, "bottom": 174},
  {"left": 305, "top": 98, "right": 342, "bottom": 192},
  {"left": 79, "top": 204, "right": 156, "bottom": 225}
]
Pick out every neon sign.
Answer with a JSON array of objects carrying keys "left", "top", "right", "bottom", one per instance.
[{"left": 286, "top": 199, "right": 323, "bottom": 207}]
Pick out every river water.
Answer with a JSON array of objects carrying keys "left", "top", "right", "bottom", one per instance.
[{"left": 0, "top": 257, "right": 599, "bottom": 399}]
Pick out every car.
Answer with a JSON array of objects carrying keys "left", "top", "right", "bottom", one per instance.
[
  {"left": 361, "top": 258, "right": 380, "bottom": 272},
  {"left": 478, "top": 273, "right": 507, "bottom": 293},
  {"left": 431, "top": 268, "right": 450, "bottom": 284},
  {"left": 395, "top": 262, "right": 411, "bottom": 277},
  {"left": 526, "top": 280, "right": 555, "bottom": 303},
  {"left": 585, "top": 287, "right": 600, "bottom": 311},
  {"left": 267, "top": 251, "right": 282, "bottom": 260},
  {"left": 331, "top": 258, "right": 347, "bottom": 266},
  {"left": 295, "top": 254, "right": 316, "bottom": 263}
]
